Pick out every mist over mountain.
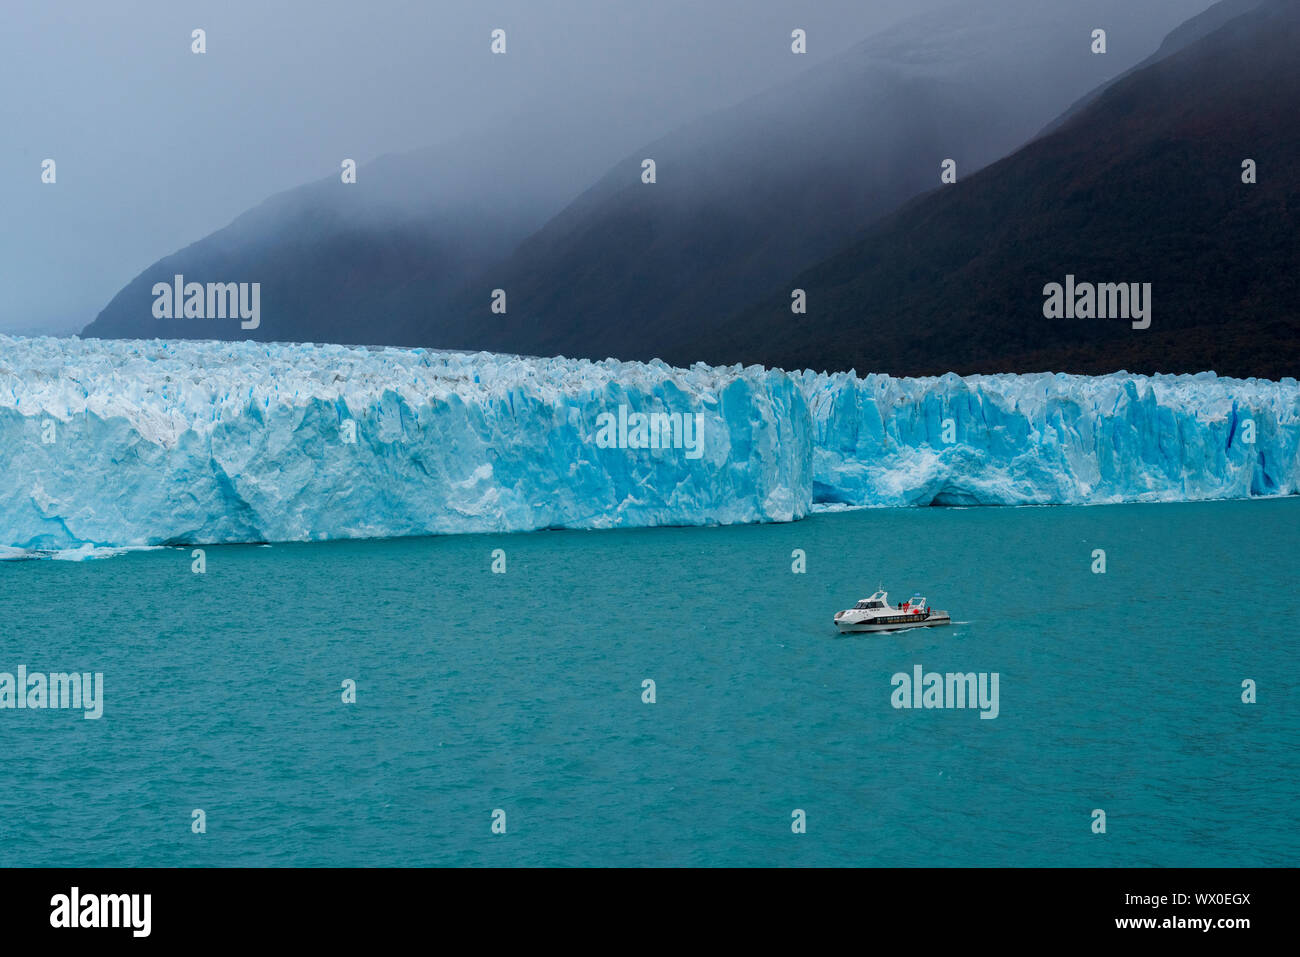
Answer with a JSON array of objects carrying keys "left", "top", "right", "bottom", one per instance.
[
  {"left": 692, "top": 0, "right": 1299, "bottom": 380},
  {"left": 83, "top": 0, "right": 1205, "bottom": 357},
  {"left": 425, "top": 0, "right": 1204, "bottom": 362},
  {"left": 81, "top": 104, "right": 654, "bottom": 346},
  {"left": 1038, "top": 0, "right": 1263, "bottom": 136},
  {"left": 13, "top": 0, "right": 943, "bottom": 336}
]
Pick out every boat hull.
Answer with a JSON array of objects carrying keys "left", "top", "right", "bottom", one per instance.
[{"left": 834, "top": 611, "right": 951, "bottom": 634}]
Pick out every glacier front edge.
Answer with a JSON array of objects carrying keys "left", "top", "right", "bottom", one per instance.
[
  {"left": 800, "top": 370, "right": 1300, "bottom": 507},
  {"left": 2, "top": 335, "right": 1298, "bottom": 551},
  {"left": 0, "top": 336, "right": 812, "bottom": 549}
]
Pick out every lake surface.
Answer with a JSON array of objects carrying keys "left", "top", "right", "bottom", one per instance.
[{"left": 1, "top": 498, "right": 1296, "bottom": 866}]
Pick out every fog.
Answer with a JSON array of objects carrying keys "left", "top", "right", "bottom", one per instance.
[{"left": 0, "top": 0, "right": 1208, "bottom": 335}]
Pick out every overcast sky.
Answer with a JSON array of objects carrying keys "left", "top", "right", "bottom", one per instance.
[
  {"left": 0, "top": 0, "right": 956, "bottom": 335},
  {"left": 0, "top": 0, "right": 1208, "bottom": 336}
]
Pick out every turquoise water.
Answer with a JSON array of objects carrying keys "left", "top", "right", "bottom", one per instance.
[{"left": 1, "top": 498, "right": 1296, "bottom": 867}]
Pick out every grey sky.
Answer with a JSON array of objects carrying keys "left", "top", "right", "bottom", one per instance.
[
  {"left": 0, "top": 0, "right": 944, "bottom": 334},
  {"left": 0, "top": 0, "right": 1205, "bottom": 335}
]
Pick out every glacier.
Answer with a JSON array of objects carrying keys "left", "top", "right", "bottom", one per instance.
[
  {"left": 0, "top": 336, "right": 810, "bottom": 550},
  {"left": 800, "top": 370, "right": 1300, "bottom": 506},
  {"left": 0, "top": 335, "right": 1297, "bottom": 552}
]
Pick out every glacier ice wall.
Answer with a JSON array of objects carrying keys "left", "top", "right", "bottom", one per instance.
[
  {"left": 2, "top": 335, "right": 1297, "bottom": 552},
  {"left": 799, "top": 370, "right": 1300, "bottom": 506},
  {"left": 0, "top": 336, "right": 811, "bottom": 549}
]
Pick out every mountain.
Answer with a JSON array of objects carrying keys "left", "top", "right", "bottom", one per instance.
[
  {"left": 427, "top": 0, "right": 1204, "bottom": 363},
  {"left": 1038, "top": 0, "right": 1263, "bottom": 136},
  {"left": 692, "top": 0, "right": 1300, "bottom": 380},
  {"left": 83, "top": 0, "right": 1204, "bottom": 354},
  {"left": 80, "top": 105, "right": 651, "bottom": 346}
]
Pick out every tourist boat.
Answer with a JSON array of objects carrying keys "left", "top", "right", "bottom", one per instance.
[{"left": 833, "top": 589, "right": 951, "bottom": 633}]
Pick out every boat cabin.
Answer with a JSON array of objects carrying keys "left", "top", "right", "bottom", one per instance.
[{"left": 853, "top": 590, "right": 889, "bottom": 610}]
